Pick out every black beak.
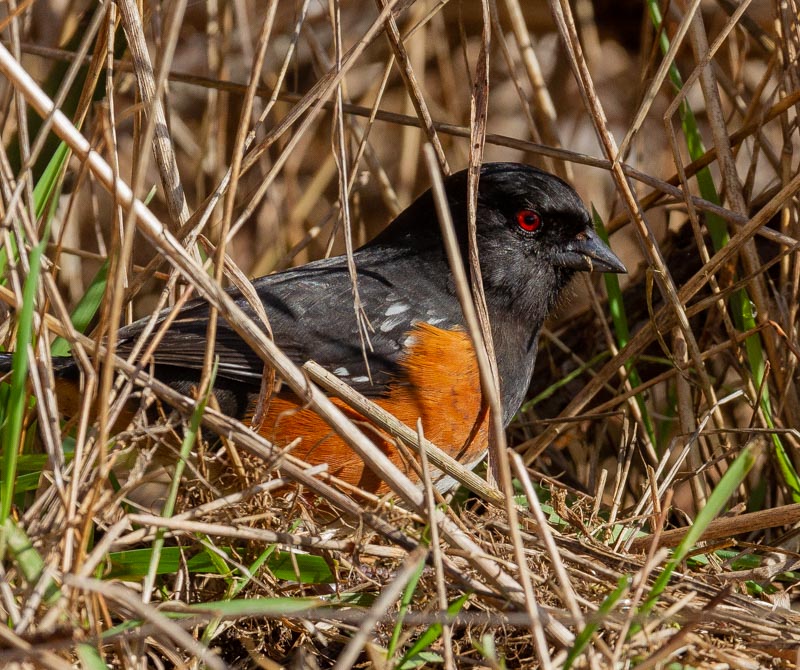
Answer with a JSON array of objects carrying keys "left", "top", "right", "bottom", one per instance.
[{"left": 552, "top": 228, "right": 627, "bottom": 274}]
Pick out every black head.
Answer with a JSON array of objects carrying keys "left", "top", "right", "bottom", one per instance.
[
  {"left": 380, "top": 163, "right": 624, "bottom": 321},
  {"left": 466, "top": 163, "right": 625, "bottom": 319},
  {"left": 462, "top": 163, "right": 626, "bottom": 422},
  {"left": 368, "top": 162, "right": 625, "bottom": 320}
]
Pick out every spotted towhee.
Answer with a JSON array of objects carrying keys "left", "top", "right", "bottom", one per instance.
[{"left": 3, "top": 163, "right": 625, "bottom": 493}]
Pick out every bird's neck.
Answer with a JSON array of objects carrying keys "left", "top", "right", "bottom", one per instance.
[
  {"left": 488, "top": 309, "right": 544, "bottom": 426},
  {"left": 485, "top": 269, "right": 574, "bottom": 426}
]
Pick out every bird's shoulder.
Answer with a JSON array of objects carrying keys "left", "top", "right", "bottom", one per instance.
[{"left": 118, "top": 246, "right": 463, "bottom": 396}]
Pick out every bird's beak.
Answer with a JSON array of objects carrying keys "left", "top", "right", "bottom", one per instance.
[{"left": 553, "top": 228, "right": 627, "bottom": 274}]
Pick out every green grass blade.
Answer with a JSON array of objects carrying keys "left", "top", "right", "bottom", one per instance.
[
  {"left": 32, "top": 142, "right": 69, "bottom": 220},
  {"left": 76, "top": 644, "right": 111, "bottom": 670},
  {"left": 1, "top": 139, "right": 70, "bottom": 523},
  {"left": 1, "top": 238, "right": 46, "bottom": 524},
  {"left": 3, "top": 518, "right": 61, "bottom": 603},
  {"left": 266, "top": 551, "right": 335, "bottom": 584},
  {"left": 50, "top": 260, "right": 109, "bottom": 357},
  {"left": 0, "top": 142, "right": 68, "bottom": 286},
  {"left": 105, "top": 546, "right": 234, "bottom": 580},
  {"left": 386, "top": 553, "right": 427, "bottom": 658},
  {"left": 396, "top": 592, "right": 470, "bottom": 669}
]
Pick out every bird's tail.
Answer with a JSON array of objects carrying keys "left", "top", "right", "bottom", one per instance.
[
  {"left": 0, "top": 352, "right": 12, "bottom": 374},
  {"left": 0, "top": 353, "right": 78, "bottom": 377}
]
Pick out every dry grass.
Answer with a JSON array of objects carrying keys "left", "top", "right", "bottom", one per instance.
[{"left": 1, "top": 0, "right": 800, "bottom": 668}]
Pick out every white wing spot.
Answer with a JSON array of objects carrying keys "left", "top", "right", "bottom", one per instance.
[
  {"left": 351, "top": 376, "right": 369, "bottom": 383},
  {"left": 380, "top": 314, "right": 409, "bottom": 332},
  {"left": 333, "top": 367, "right": 349, "bottom": 377},
  {"left": 385, "top": 303, "right": 410, "bottom": 316}
]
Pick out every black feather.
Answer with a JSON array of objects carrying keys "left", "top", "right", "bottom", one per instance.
[{"left": 17, "top": 163, "right": 623, "bottom": 427}]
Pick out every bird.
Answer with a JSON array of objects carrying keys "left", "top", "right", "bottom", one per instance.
[{"left": 3, "top": 163, "right": 626, "bottom": 494}]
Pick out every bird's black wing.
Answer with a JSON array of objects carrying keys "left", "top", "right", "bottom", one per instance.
[{"left": 116, "top": 248, "right": 462, "bottom": 397}]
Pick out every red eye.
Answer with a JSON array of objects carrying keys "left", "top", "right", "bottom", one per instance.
[{"left": 516, "top": 209, "right": 542, "bottom": 233}]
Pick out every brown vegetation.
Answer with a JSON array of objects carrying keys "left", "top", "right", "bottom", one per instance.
[{"left": 0, "top": 0, "right": 799, "bottom": 667}]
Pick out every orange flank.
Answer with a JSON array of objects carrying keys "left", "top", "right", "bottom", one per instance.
[{"left": 253, "top": 323, "right": 489, "bottom": 493}]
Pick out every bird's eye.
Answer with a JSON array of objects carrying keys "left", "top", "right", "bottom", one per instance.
[{"left": 516, "top": 209, "right": 542, "bottom": 233}]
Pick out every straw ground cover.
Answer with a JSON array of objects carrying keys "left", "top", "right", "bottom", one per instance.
[{"left": 1, "top": 0, "right": 800, "bottom": 667}]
